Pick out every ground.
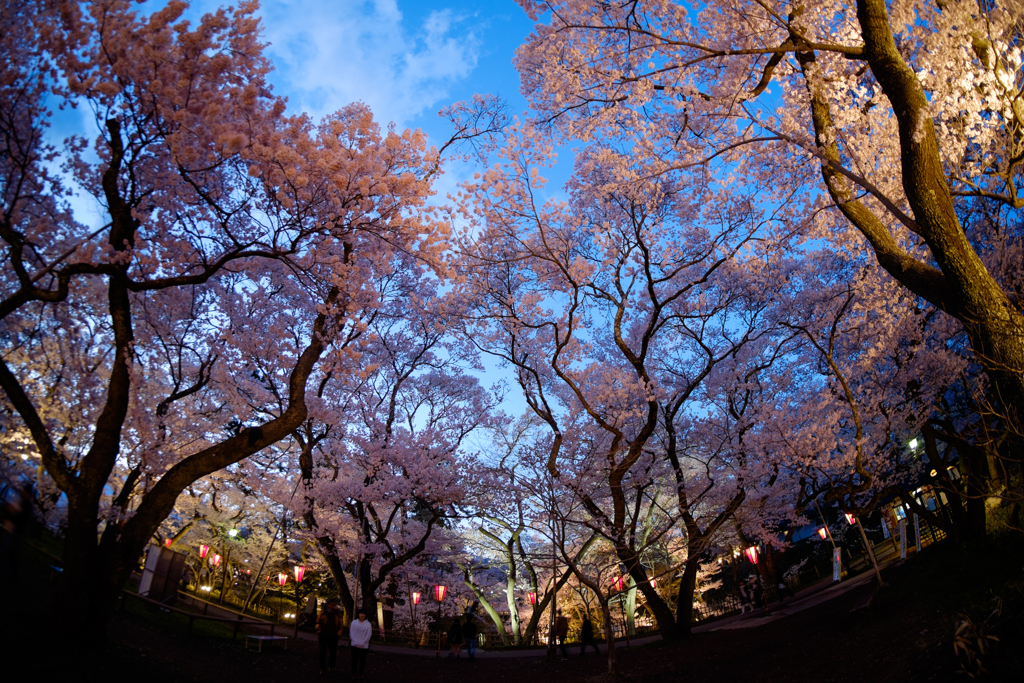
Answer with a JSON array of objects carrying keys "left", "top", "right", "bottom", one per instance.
[{"left": 3, "top": 537, "right": 1021, "bottom": 682}]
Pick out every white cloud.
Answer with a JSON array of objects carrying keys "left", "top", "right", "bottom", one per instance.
[{"left": 257, "top": 0, "right": 481, "bottom": 127}]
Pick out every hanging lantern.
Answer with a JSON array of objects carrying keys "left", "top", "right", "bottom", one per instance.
[
  {"left": 527, "top": 591, "right": 537, "bottom": 605},
  {"left": 434, "top": 584, "right": 447, "bottom": 602},
  {"left": 817, "top": 527, "right": 828, "bottom": 540},
  {"left": 278, "top": 572, "right": 288, "bottom": 587},
  {"left": 844, "top": 513, "right": 856, "bottom": 525},
  {"left": 743, "top": 546, "right": 759, "bottom": 565},
  {"left": 649, "top": 578, "right": 657, "bottom": 589},
  {"left": 294, "top": 566, "right": 305, "bottom": 583},
  {"left": 211, "top": 554, "right": 221, "bottom": 567},
  {"left": 199, "top": 544, "right": 209, "bottom": 558},
  {"left": 412, "top": 591, "right": 421, "bottom": 605},
  {"left": 164, "top": 538, "right": 172, "bottom": 548},
  {"left": 611, "top": 576, "right": 625, "bottom": 592}
]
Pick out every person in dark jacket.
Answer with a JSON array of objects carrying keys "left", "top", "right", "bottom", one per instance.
[
  {"left": 315, "top": 599, "right": 343, "bottom": 674},
  {"left": 554, "top": 609, "right": 570, "bottom": 659},
  {"left": 447, "top": 617, "right": 463, "bottom": 658},
  {"left": 462, "top": 615, "right": 479, "bottom": 659},
  {"left": 579, "top": 615, "right": 600, "bottom": 656}
]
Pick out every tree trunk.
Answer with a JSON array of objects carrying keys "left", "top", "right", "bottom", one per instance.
[{"left": 673, "top": 557, "right": 701, "bottom": 636}]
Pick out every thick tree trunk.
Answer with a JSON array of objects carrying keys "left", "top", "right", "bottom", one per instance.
[{"left": 674, "top": 558, "right": 700, "bottom": 635}]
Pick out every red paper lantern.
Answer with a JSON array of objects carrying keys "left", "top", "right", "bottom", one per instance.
[
  {"left": 527, "top": 591, "right": 537, "bottom": 605},
  {"left": 293, "top": 566, "right": 305, "bottom": 583},
  {"left": 434, "top": 584, "right": 447, "bottom": 602},
  {"left": 211, "top": 553, "right": 221, "bottom": 567},
  {"left": 649, "top": 578, "right": 658, "bottom": 589},
  {"left": 743, "top": 547, "right": 759, "bottom": 565},
  {"left": 817, "top": 527, "right": 828, "bottom": 540},
  {"left": 164, "top": 538, "right": 172, "bottom": 548},
  {"left": 278, "top": 572, "right": 288, "bottom": 587},
  {"left": 844, "top": 513, "right": 856, "bottom": 525},
  {"left": 412, "top": 591, "right": 421, "bottom": 605},
  {"left": 199, "top": 544, "right": 209, "bottom": 558},
  {"left": 611, "top": 576, "right": 625, "bottom": 592}
]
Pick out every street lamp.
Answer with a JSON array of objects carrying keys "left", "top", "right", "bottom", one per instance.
[
  {"left": 411, "top": 591, "right": 421, "bottom": 647},
  {"left": 228, "top": 528, "right": 239, "bottom": 537},
  {"left": 292, "top": 566, "right": 306, "bottom": 637},
  {"left": 434, "top": 584, "right": 447, "bottom": 658}
]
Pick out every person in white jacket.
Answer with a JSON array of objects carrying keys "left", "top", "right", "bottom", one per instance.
[{"left": 349, "top": 609, "right": 373, "bottom": 679}]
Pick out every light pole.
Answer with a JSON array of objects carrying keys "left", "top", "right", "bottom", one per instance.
[
  {"left": 411, "top": 590, "right": 421, "bottom": 648},
  {"left": 434, "top": 584, "right": 447, "bottom": 658},
  {"left": 293, "top": 565, "right": 305, "bottom": 637}
]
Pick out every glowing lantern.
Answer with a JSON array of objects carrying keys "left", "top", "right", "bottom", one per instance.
[
  {"left": 817, "top": 527, "right": 828, "bottom": 540},
  {"left": 278, "top": 573, "right": 288, "bottom": 586},
  {"left": 294, "top": 566, "right": 305, "bottom": 583},
  {"left": 199, "top": 544, "right": 209, "bottom": 558},
  {"left": 434, "top": 585, "right": 447, "bottom": 602},
  {"left": 527, "top": 591, "right": 537, "bottom": 605},
  {"left": 412, "top": 592, "right": 421, "bottom": 605},
  {"left": 649, "top": 578, "right": 657, "bottom": 589},
  {"left": 743, "top": 547, "right": 759, "bottom": 565},
  {"left": 844, "top": 513, "right": 856, "bottom": 525},
  {"left": 611, "top": 576, "right": 626, "bottom": 592},
  {"left": 164, "top": 538, "right": 172, "bottom": 548},
  {"left": 211, "top": 554, "right": 221, "bottom": 567}
]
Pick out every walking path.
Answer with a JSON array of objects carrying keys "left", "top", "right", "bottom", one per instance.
[
  {"left": 203, "top": 562, "right": 888, "bottom": 659},
  {"left": 179, "top": 551, "right": 898, "bottom": 660}
]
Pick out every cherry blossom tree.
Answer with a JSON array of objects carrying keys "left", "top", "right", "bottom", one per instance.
[
  {"left": 514, "top": 0, "right": 1024, "bottom": 437},
  {"left": 457, "top": 122, "right": 801, "bottom": 637},
  {"left": 0, "top": 0, "right": 450, "bottom": 637},
  {"left": 291, "top": 276, "right": 497, "bottom": 626}
]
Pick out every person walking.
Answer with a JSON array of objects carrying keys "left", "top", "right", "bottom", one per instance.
[
  {"left": 349, "top": 608, "right": 373, "bottom": 680},
  {"left": 462, "top": 615, "right": 479, "bottom": 659},
  {"left": 554, "top": 609, "right": 570, "bottom": 660},
  {"left": 738, "top": 580, "right": 751, "bottom": 614},
  {"left": 316, "top": 598, "right": 343, "bottom": 675},
  {"left": 447, "top": 616, "right": 463, "bottom": 658},
  {"left": 579, "top": 615, "right": 600, "bottom": 656}
]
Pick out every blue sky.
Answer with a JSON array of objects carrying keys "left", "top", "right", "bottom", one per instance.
[{"left": 251, "top": 0, "right": 534, "bottom": 142}]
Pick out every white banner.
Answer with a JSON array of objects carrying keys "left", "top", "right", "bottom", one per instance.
[
  {"left": 881, "top": 517, "right": 890, "bottom": 539},
  {"left": 832, "top": 547, "right": 841, "bottom": 582},
  {"left": 914, "top": 513, "right": 922, "bottom": 552},
  {"left": 899, "top": 519, "right": 907, "bottom": 560}
]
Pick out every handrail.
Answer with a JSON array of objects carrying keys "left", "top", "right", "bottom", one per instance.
[{"left": 121, "top": 589, "right": 281, "bottom": 638}]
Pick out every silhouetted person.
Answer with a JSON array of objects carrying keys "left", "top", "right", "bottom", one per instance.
[
  {"left": 448, "top": 616, "right": 463, "bottom": 658},
  {"left": 555, "top": 609, "right": 570, "bottom": 659},
  {"left": 0, "top": 485, "right": 31, "bottom": 585},
  {"left": 462, "top": 614, "right": 479, "bottom": 659},
  {"left": 579, "top": 615, "right": 600, "bottom": 656},
  {"left": 316, "top": 599, "right": 342, "bottom": 674}
]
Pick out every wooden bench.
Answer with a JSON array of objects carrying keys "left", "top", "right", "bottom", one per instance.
[{"left": 245, "top": 635, "right": 289, "bottom": 652}]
